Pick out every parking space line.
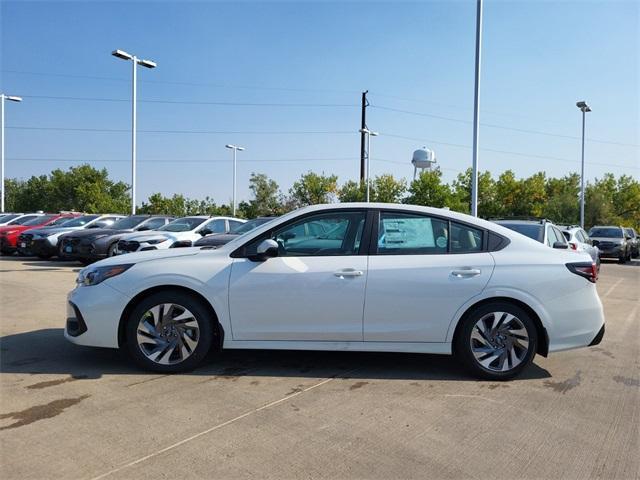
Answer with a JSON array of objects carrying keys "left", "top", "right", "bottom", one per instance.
[
  {"left": 90, "top": 369, "right": 358, "bottom": 480},
  {"left": 601, "top": 278, "right": 623, "bottom": 298}
]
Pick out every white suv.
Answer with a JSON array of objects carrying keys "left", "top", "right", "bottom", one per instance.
[
  {"left": 559, "top": 225, "right": 600, "bottom": 271},
  {"left": 115, "top": 216, "right": 245, "bottom": 254}
]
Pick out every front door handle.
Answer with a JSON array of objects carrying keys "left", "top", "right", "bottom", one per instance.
[
  {"left": 334, "top": 268, "right": 364, "bottom": 278},
  {"left": 451, "top": 268, "right": 482, "bottom": 278}
]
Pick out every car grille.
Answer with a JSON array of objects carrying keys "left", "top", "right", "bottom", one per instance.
[
  {"left": 19, "top": 233, "right": 34, "bottom": 248},
  {"left": 117, "top": 240, "right": 140, "bottom": 252}
]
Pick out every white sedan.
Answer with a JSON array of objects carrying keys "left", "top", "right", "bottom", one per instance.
[
  {"left": 114, "top": 216, "right": 245, "bottom": 253},
  {"left": 66, "top": 203, "right": 605, "bottom": 380}
]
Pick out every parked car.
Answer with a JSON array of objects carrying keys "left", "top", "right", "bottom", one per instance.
[
  {"left": 0, "top": 213, "right": 43, "bottom": 228},
  {"left": 16, "top": 213, "right": 83, "bottom": 255},
  {"left": 60, "top": 215, "right": 174, "bottom": 264},
  {"left": 0, "top": 213, "right": 25, "bottom": 226},
  {"left": 588, "top": 226, "right": 632, "bottom": 263},
  {"left": 0, "top": 213, "right": 78, "bottom": 255},
  {"left": 62, "top": 215, "right": 173, "bottom": 264},
  {"left": 491, "top": 217, "right": 569, "bottom": 250},
  {"left": 624, "top": 228, "right": 639, "bottom": 258},
  {"left": 194, "top": 217, "right": 277, "bottom": 248},
  {"left": 114, "top": 216, "right": 245, "bottom": 254},
  {"left": 66, "top": 203, "right": 604, "bottom": 381},
  {"left": 29, "top": 214, "right": 124, "bottom": 259},
  {"left": 558, "top": 225, "right": 600, "bottom": 271}
]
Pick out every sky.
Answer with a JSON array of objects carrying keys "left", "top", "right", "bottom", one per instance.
[{"left": 1, "top": 0, "right": 638, "bottom": 207}]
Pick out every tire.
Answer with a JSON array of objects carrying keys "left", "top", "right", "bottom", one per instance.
[
  {"left": 125, "top": 291, "right": 214, "bottom": 373},
  {"left": 619, "top": 254, "right": 626, "bottom": 264},
  {"left": 455, "top": 302, "right": 538, "bottom": 381},
  {"left": 107, "top": 243, "right": 117, "bottom": 257}
]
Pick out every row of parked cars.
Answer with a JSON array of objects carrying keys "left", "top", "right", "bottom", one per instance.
[
  {"left": 0, "top": 212, "right": 276, "bottom": 264},
  {"left": 491, "top": 217, "right": 639, "bottom": 265}
]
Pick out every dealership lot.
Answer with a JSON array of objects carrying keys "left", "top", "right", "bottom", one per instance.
[{"left": 0, "top": 257, "right": 638, "bottom": 479}]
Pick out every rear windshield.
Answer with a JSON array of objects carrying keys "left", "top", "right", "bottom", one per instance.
[
  {"left": 158, "top": 217, "right": 207, "bottom": 232},
  {"left": 22, "top": 215, "right": 57, "bottom": 226},
  {"left": 8, "top": 215, "right": 42, "bottom": 225},
  {"left": 110, "top": 215, "right": 148, "bottom": 230},
  {"left": 497, "top": 223, "right": 543, "bottom": 243},
  {"left": 589, "top": 227, "right": 622, "bottom": 238},
  {"left": 60, "top": 215, "right": 100, "bottom": 227}
]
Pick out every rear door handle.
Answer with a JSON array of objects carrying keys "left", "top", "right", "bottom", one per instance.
[
  {"left": 451, "top": 268, "right": 482, "bottom": 278},
  {"left": 334, "top": 268, "right": 364, "bottom": 278}
]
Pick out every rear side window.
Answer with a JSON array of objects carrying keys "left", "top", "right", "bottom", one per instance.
[
  {"left": 450, "top": 222, "right": 483, "bottom": 253},
  {"left": 378, "top": 213, "right": 448, "bottom": 255},
  {"left": 553, "top": 227, "right": 567, "bottom": 245}
]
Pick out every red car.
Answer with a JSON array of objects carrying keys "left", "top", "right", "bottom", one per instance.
[{"left": 0, "top": 213, "right": 80, "bottom": 255}]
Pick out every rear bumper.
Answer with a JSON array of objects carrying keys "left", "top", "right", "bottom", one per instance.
[{"left": 588, "top": 324, "right": 605, "bottom": 346}]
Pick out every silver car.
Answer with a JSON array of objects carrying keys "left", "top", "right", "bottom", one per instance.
[{"left": 559, "top": 226, "right": 600, "bottom": 271}]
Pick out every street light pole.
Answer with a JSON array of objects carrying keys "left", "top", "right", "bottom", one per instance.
[
  {"left": 112, "top": 49, "right": 156, "bottom": 215},
  {"left": 359, "top": 128, "right": 378, "bottom": 202},
  {"left": 0, "top": 94, "right": 22, "bottom": 213},
  {"left": 471, "top": 0, "right": 483, "bottom": 217},
  {"left": 225, "top": 144, "right": 245, "bottom": 216},
  {"left": 576, "top": 101, "right": 591, "bottom": 229}
]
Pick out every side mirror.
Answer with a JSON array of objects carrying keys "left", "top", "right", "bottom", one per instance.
[
  {"left": 199, "top": 229, "right": 211, "bottom": 237},
  {"left": 252, "top": 239, "right": 279, "bottom": 261},
  {"left": 553, "top": 241, "right": 568, "bottom": 249},
  {"left": 625, "top": 235, "right": 632, "bottom": 240}
]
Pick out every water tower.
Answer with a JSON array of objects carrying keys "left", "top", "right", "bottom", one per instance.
[{"left": 412, "top": 147, "right": 437, "bottom": 179}]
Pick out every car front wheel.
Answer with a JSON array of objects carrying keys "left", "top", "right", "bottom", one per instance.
[
  {"left": 455, "top": 302, "right": 537, "bottom": 380},
  {"left": 125, "top": 291, "right": 214, "bottom": 373}
]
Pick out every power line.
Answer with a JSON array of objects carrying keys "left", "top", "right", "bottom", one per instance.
[
  {"left": 7, "top": 126, "right": 354, "bottom": 135},
  {"left": 20, "top": 94, "right": 358, "bottom": 108},
  {"left": 371, "top": 104, "right": 639, "bottom": 148},
  {"left": 7, "top": 156, "right": 356, "bottom": 164}
]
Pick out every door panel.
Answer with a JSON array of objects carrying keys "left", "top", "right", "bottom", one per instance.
[
  {"left": 229, "top": 256, "right": 367, "bottom": 341},
  {"left": 363, "top": 252, "right": 494, "bottom": 342}
]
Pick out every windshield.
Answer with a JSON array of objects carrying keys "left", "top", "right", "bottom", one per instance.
[
  {"left": 232, "top": 218, "right": 275, "bottom": 234},
  {"left": 498, "top": 223, "right": 543, "bottom": 243},
  {"left": 589, "top": 227, "right": 623, "bottom": 238},
  {"left": 22, "top": 214, "right": 58, "bottom": 226},
  {"left": 8, "top": 215, "right": 42, "bottom": 225},
  {"left": 61, "top": 215, "right": 100, "bottom": 227},
  {"left": 0, "top": 214, "right": 21, "bottom": 223},
  {"left": 110, "top": 215, "right": 148, "bottom": 230},
  {"left": 158, "top": 217, "right": 207, "bottom": 232}
]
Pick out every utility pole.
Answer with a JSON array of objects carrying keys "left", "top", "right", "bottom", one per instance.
[
  {"left": 576, "top": 101, "right": 591, "bottom": 229},
  {"left": 1, "top": 94, "right": 22, "bottom": 213},
  {"left": 360, "top": 90, "right": 369, "bottom": 183},
  {"left": 470, "top": 0, "right": 483, "bottom": 217}
]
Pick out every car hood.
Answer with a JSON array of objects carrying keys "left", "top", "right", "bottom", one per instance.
[
  {"left": 90, "top": 246, "right": 204, "bottom": 268},
  {"left": 194, "top": 233, "right": 239, "bottom": 246},
  {"left": 0, "top": 225, "right": 28, "bottom": 233},
  {"left": 591, "top": 236, "right": 623, "bottom": 244},
  {"left": 65, "top": 228, "right": 133, "bottom": 240}
]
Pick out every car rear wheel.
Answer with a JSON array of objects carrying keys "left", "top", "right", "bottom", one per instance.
[
  {"left": 125, "top": 291, "right": 214, "bottom": 373},
  {"left": 455, "top": 302, "right": 537, "bottom": 380}
]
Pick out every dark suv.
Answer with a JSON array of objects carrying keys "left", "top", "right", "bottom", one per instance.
[
  {"left": 588, "top": 226, "right": 632, "bottom": 263},
  {"left": 60, "top": 215, "right": 173, "bottom": 264}
]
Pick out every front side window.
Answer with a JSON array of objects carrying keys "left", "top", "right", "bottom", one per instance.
[
  {"left": 141, "top": 218, "right": 168, "bottom": 230},
  {"left": 377, "top": 213, "right": 448, "bottom": 255},
  {"left": 552, "top": 227, "right": 567, "bottom": 245},
  {"left": 267, "top": 211, "right": 365, "bottom": 257},
  {"left": 546, "top": 226, "right": 558, "bottom": 247},
  {"left": 204, "top": 219, "right": 227, "bottom": 234}
]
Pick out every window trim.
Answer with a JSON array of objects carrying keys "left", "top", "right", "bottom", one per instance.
[{"left": 230, "top": 208, "right": 371, "bottom": 259}]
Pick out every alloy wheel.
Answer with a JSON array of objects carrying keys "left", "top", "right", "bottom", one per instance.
[
  {"left": 469, "top": 311, "right": 530, "bottom": 372},
  {"left": 136, "top": 303, "right": 200, "bottom": 365}
]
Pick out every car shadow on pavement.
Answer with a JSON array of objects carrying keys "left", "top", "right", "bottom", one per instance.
[{"left": 0, "top": 328, "right": 551, "bottom": 382}]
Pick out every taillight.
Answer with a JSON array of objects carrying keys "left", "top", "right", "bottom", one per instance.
[
  {"left": 569, "top": 242, "right": 578, "bottom": 250},
  {"left": 566, "top": 262, "right": 597, "bottom": 283}
]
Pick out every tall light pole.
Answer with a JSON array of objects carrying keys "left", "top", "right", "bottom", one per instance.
[
  {"left": 225, "top": 144, "right": 245, "bottom": 216},
  {"left": 1, "top": 94, "right": 22, "bottom": 213},
  {"left": 470, "top": 0, "right": 483, "bottom": 217},
  {"left": 359, "top": 128, "right": 378, "bottom": 202},
  {"left": 576, "top": 101, "right": 591, "bottom": 229},
  {"left": 111, "top": 49, "right": 156, "bottom": 214}
]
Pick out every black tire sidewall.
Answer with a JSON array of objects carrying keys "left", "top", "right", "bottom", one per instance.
[
  {"left": 455, "top": 302, "right": 538, "bottom": 380},
  {"left": 107, "top": 243, "right": 117, "bottom": 257},
  {"left": 125, "top": 291, "right": 214, "bottom": 373}
]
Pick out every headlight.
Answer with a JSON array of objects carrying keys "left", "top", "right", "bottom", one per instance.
[
  {"left": 170, "top": 240, "right": 192, "bottom": 248},
  {"left": 145, "top": 238, "right": 167, "bottom": 245},
  {"left": 77, "top": 264, "right": 133, "bottom": 287},
  {"left": 4, "top": 230, "right": 17, "bottom": 235}
]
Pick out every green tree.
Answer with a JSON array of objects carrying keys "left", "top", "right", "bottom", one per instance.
[
  {"left": 238, "top": 173, "right": 284, "bottom": 218},
  {"left": 288, "top": 171, "right": 338, "bottom": 207},
  {"left": 405, "top": 169, "right": 452, "bottom": 208},
  {"left": 338, "top": 174, "right": 406, "bottom": 203}
]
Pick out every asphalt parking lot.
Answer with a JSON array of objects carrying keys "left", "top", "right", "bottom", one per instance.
[{"left": 0, "top": 257, "right": 638, "bottom": 480}]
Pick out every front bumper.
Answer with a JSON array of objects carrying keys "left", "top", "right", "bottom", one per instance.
[
  {"left": 64, "top": 282, "right": 132, "bottom": 348},
  {"left": 31, "top": 238, "right": 59, "bottom": 257}
]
